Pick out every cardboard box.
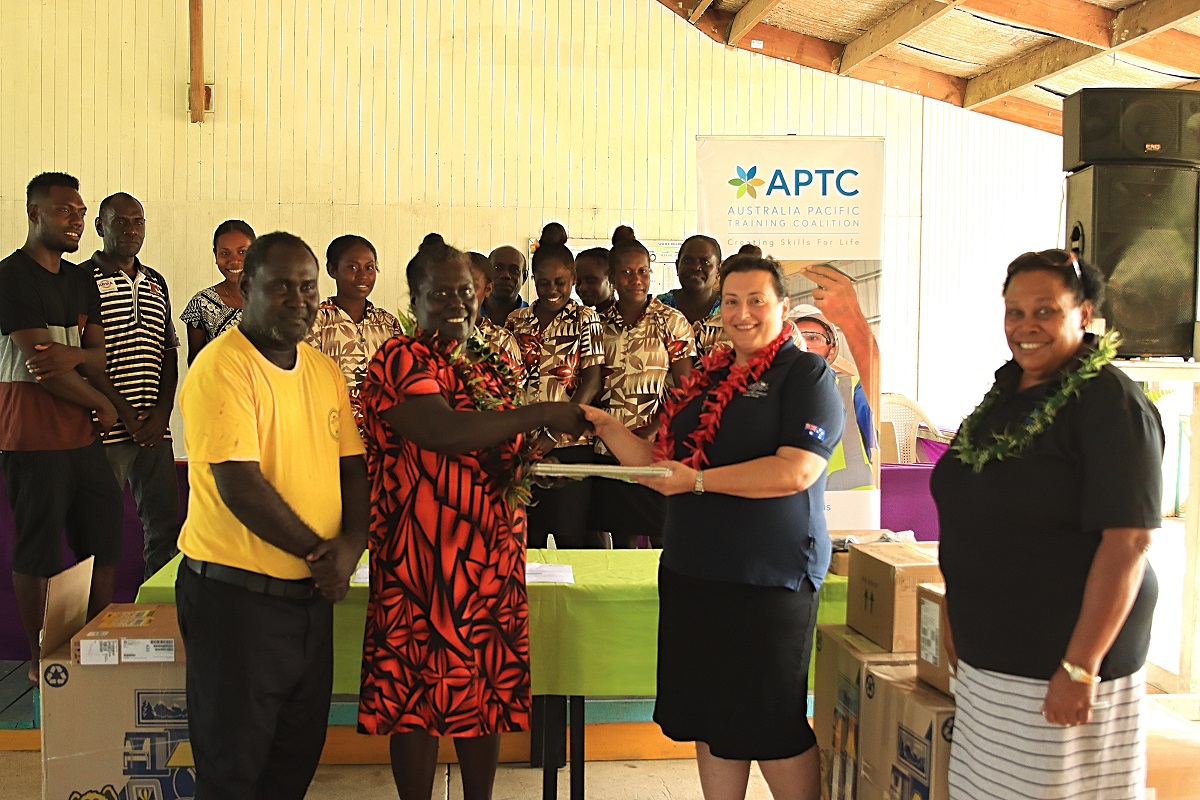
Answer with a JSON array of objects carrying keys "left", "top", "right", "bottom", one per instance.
[
  {"left": 858, "top": 663, "right": 955, "bottom": 800},
  {"left": 72, "top": 604, "right": 183, "bottom": 666},
  {"left": 916, "top": 583, "right": 956, "bottom": 696},
  {"left": 40, "top": 561, "right": 193, "bottom": 800},
  {"left": 813, "top": 624, "right": 914, "bottom": 800},
  {"left": 847, "top": 542, "right": 943, "bottom": 652},
  {"left": 828, "top": 531, "right": 893, "bottom": 577}
]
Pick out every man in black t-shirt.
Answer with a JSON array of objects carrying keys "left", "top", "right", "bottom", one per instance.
[{"left": 0, "top": 173, "right": 125, "bottom": 682}]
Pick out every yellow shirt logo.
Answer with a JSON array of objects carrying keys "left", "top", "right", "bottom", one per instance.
[{"left": 328, "top": 408, "right": 340, "bottom": 442}]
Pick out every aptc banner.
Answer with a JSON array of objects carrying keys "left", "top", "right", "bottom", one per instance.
[{"left": 696, "top": 136, "right": 885, "bottom": 260}]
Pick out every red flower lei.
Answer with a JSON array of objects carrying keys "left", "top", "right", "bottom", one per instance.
[{"left": 653, "top": 324, "right": 794, "bottom": 469}]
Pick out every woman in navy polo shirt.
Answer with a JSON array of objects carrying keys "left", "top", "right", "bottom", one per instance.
[{"left": 586, "top": 254, "right": 844, "bottom": 800}]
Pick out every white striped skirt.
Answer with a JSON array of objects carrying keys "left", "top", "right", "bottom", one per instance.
[{"left": 949, "top": 660, "right": 1146, "bottom": 800}]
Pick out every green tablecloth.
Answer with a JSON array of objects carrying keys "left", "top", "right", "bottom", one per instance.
[{"left": 138, "top": 550, "right": 848, "bottom": 697}]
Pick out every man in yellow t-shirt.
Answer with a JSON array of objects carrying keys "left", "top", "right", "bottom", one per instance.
[{"left": 175, "top": 231, "right": 367, "bottom": 800}]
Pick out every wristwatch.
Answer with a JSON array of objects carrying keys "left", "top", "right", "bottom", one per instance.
[
  {"left": 692, "top": 470, "right": 705, "bottom": 495},
  {"left": 1060, "top": 659, "right": 1100, "bottom": 685}
]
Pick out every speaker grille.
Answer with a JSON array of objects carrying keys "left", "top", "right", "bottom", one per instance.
[
  {"left": 1064, "top": 89, "right": 1200, "bottom": 171},
  {"left": 1067, "top": 166, "right": 1200, "bottom": 357}
]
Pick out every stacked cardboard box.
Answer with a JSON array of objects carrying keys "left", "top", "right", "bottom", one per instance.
[
  {"left": 815, "top": 541, "right": 957, "bottom": 800},
  {"left": 916, "top": 582, "right": 955, "bottom": 696},
  {"left": 39, "top": 560, "right": 193, "bottom": 800}
]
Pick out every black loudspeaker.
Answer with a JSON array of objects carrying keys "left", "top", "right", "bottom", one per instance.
[
  {"left": 1063, "top": 88, "right": 1200, "bottom": 172},
  {"left": 1065, "top": 164, "right": 1200, "bottom": 358}
]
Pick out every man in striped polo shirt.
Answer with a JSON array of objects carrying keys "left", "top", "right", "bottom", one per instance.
[{"left": 80, "top": 192, "right": 181, "bottom": 579}]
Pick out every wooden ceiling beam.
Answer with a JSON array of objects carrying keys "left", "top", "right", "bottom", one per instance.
[
  {"left": 1123, "top": 30, "right": 1200, "bottom": 75},
  {"left": 965, "top": 0, "right": 1200, "bottom": 108},
  {"left": 656, "top": 0, "right": 963, "bottom": 100},
  {"left": 728, "top": 0, "right": 786, "bottom": 46},
  {"left": 838, "top": 0, "right": 967, "bottom": 76},
  {"left": 1112, "top": 0, "right": 1200, "bottom": 47},
  {"left": 853, "top": 55, "right": 966, "bottom": 104},
  {"left": 671, "top": 1, "right": 841, "bottom": 71},
  {"left": 963, "top": 38, "right": 1100, "bottom": 108},
  {"left": 974, "top": 96, "right": 1064, "bottom": 135},
  {"left": 963, "top": 0, "right": 1200, "bottom": 78},
  {"left": 959, "top": 0, "right": 1113, "bottom": 48},
  {"left": 687, "top": 0, "right": 718, "bottom": 24}
]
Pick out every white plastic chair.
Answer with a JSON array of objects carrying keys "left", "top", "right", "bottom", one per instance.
[{"left": 880, "top": 392, "right": 952, "bottom": 463}]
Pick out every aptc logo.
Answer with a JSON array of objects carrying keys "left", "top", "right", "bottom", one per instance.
[
  {"left": 728, "top": 165, "right": 861, "bottom": 198},
  {"left": 729, "top": 166, "right": 766, "bottom": 198}
]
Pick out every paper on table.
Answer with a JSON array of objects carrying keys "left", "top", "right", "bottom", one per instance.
[
  {"left": 525, "top": 563, "right": 575, "bottom": 584},
  {"left": 351, "top": 562, "right": 369, "bottom": 585}
]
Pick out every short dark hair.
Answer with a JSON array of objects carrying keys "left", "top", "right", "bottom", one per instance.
[
  {"left": 326, "top": 234, "right": 377, "bottom": 271},
  {"left": 97, "top": 192, "right": 139, "bottom": 220},
  {"left": 467, "top": 250, "right": 495, "bottom": 282},
  {"left": 213, "top": 219, "right": 256, "bottom": 251},
  {"left": 532, "top": 242, "right": 575, "bottom": 275},
  {"left": 608, "top": 239, "right": 651, "bottom": 276},
  {"left": 679, "top": 234, "right": 722, "bottom": 263},
  {"left": 406, "top": 239, "right": 470, "bottom": 307},
  {"left": 421, "top": 232, "right": 446, "bottom": 250},
  {"left": 575, "top": 247, "right": 610, "bottom": 268},
  {"left": 737, "top": 243, "right": 763, "bottom": 258},
  {"left": 27, "top": 172, "right": 79, "bottom": 204},
  {"left": 719, "top": 254, "right": 787, "bottom": 298},
  {"left": 1003, "top": 249, "right": 1104, "bottom": 306},
  {"left": 242, "top": 231, "right": 317, "bottom": 280}
]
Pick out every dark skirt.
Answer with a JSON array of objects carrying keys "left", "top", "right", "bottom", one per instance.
[{"left": 654, "top": 564, "right": 820, "bottom": 761}]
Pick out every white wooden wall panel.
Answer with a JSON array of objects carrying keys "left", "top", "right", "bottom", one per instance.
[
  {"left": 916, "top": 101, "right": 1064, "bottom": 425},
  {"left": 0, "top": 0, "right": 1069, "bottom": 438}
]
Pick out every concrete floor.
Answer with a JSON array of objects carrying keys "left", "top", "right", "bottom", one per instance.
[{"left": 1, "top": 750, "right": 777, "bottom": 798}]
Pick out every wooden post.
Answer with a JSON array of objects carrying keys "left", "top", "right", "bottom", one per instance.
[{"left": 188, "top": 0, "right": 204, "bottom": 123}]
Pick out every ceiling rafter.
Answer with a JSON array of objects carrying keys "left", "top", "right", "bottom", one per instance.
[
  {"left": 964, "top": 0, "right": 1200, "bottom": 109},
  {"left": 1113, "top": 0, "right": 1200, "bottom": 47},
  {"left": 974, "top": 96, "right": 1064, "bottom": 135},
  {"left": 652, "top": 0, "right": 1200, "bottom": 134},
  {"left": 687, "top": 0, "right": 717, "bottom": 24},
  {"left": 963, "top": 39, "right": 1101, "bottom": 108},
  {"left": 1123, "top": 30, "right": 1200, "bottom": 75},
  {"left": 838, "top": 0, "right": 968, "bottom": 76},
  {"left": 958, "top": 0, "right": 1114, "bottom": 48},
  {"left": 728, "top": 0, "right": 786, "bottom": 47}
]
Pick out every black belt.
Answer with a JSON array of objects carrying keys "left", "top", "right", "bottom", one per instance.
[{"left": 183, "top": 557, "right": 314, "bottom": 600}]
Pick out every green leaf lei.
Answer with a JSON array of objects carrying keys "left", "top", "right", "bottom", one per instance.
[
  {"left": 451, "top": 331, "right": 538, "bottom": 509},
  {"left": 399, "top": 314, "right": 537, "bottom": 508},
  {"left": 952, "top": 330, "right": 1121, "bottom": 474}
]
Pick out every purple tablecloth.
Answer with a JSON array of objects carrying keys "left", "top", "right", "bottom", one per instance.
[
  {"left": 879, "top": 462, "right": 939, "bottom": 542},
  {"left": 0, "top": 460, "right": 189, "bottom": 661}
]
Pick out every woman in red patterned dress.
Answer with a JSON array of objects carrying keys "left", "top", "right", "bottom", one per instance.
[{"left": 357, "top": 240, "right": 586, "bottom": 800}]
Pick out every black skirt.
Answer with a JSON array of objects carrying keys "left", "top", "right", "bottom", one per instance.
[{"left": 654, "top": 564, "right": 819, "bottom": 761}]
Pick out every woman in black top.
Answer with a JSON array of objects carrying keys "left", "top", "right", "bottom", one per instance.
[
  {"left": 586, "top": 255, "right": 844, "bottom": 800},
  {"left": 932, "top": 250, "right": 1162, "bottom": 800}
]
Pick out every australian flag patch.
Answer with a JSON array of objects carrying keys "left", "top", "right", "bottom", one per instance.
[{"left": 804, "top": 423, "right": 827, "bottom": 442}]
